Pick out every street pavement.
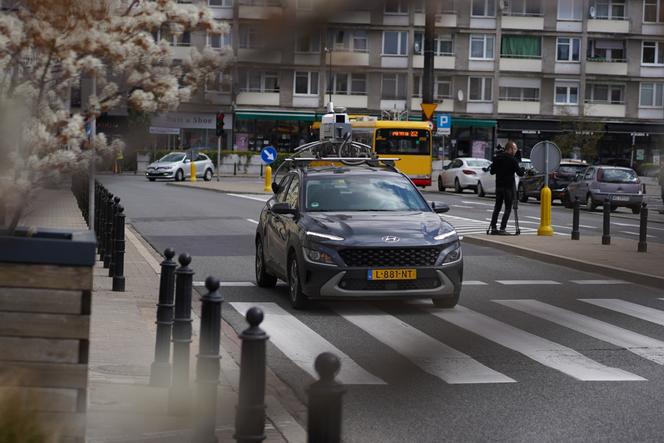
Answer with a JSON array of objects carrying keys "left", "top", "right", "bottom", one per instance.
[{"left": 99, "top": 174, "right": 664, "bottom": 442}]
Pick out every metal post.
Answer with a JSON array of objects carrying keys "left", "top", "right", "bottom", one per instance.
[
  {"left": 216, "top": 135, "right": 221, "bottom": 182},
  {"left": 150, "top": 248, "right": 177, "bottom": 387},
  {"left": 112, "top": 205, "right": 125, "bottom": 292},
  {"left": 602, "top": 198, "right": 611, "bottom": 245},
  {"left": 169, "top": 253, "right": 195, "bottom": 415},
  {"left": 638, "top": 203, "right": 648, "bottom": 253},
  {"left": 94, "top": 182, "right": 100, "bottom": 239},
  {"left": 193, "top": 277, "right": 224, "bottom": 443},
  {"left": 233, "top": 162, "right": 237, "bottom": 176},
  {"left": 571, "top": 197, "right": 580, "bottom": 240},
  {"left": 234, "top": 307, "right": 268, "bottom": 443},
  {"left": 100, "top": 192, "right": 112, "bottom": 262},
  {"left": 108, "top": 196, "right": 120, "bottom": 277},
  {"left": 88, "top": 76, "right": 96, "bottom": 234},
  {"left": 421, "top": 0, "right": 436, "bottom": 111},
  {"left": 307, "top": 353, "right": 345, "bottom": 443},
  {"left": 103, "top": 195, "right": 117, "bottom": 269}
]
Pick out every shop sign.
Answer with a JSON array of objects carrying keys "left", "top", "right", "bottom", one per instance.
[
  {"left": 636, "top": 149, "right": 645, "bottom": 161},
  {"left": 149, "top": 126, "right": 180, "bottom": 135},
  {"left": 151, "top": 112, "right": 215, "bottom": 129}
]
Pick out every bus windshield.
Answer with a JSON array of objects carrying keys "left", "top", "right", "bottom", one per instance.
[{"left": 374, "top": 129, "right": 430, "bottom": 155}]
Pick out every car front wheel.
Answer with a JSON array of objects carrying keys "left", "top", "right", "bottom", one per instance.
[
  {"left": 288, "top": 253, "right": 308, "bottom": 309},
  {"left": 586, "top": 194, "right": 597, "bottom": 211},
  {"left": 454, "top": 178, "right": 462, "bottom": 193},
  {"left": 175, "top": 169, "right": 184, "bottom": 182},
  {"left": 438, "top": 176, "right": 445, "bottom": 192},
  {"left": 477, "top": 181, "right": 485, "bottom": 197},
  {"left": 204, "top": 168, "right": 213, "bottom": 181},
  {"left": 255, "top": 238, "right": 277, "bottom": 288},
  {"left": 518, "top": 184, "right": 528, "bottom": 203}
]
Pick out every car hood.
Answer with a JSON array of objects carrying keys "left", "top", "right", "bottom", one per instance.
[
  {"left": 147, "top": 161, "right": 179, "bottom": 168},
  {"left": 303, "top": 211, "right": 457, "bottom": 247}
]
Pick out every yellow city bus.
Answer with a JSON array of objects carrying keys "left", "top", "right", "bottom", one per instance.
[{"left": 350, "top": 120, "right": 433, "bottom": 187}]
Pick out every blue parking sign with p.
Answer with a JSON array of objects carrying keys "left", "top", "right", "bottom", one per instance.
[{"left": 435, "top": 114, "right": 451, "bottom": 135}]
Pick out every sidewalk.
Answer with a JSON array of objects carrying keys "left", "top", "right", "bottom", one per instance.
[
  {"left": 168, "top": 176, "right": 271, "bottom": 195},
  {"left": 22, "top": 185, "right": 305, "bottom": 443}
]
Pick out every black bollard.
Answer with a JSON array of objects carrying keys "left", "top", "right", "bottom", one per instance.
[
  {"left": 307, "top": 353, "right": 345, "bottom": 443},
  {"left": 105, "top": 196, "right": 119, "bottom": 270},
  {"left": 193, "top": 277, "right": 224, "bottom": 443},
  {"left": 638, "top": 203, "right": 648, "bottom": 253},
  {"left": 234, "top": 307, "right": 269, "bottom": 443},
  {"left": 602, "top": 198, "right": 611, "bottom": 245},
  {"left": 99, "top": 192, "right": 111, "bottom": 261},
  {"left": 109, "top": 196, "right": 121, "bottom": 276},
  {"left": 233, "top": 162, "right": 237, "bottom": 176},
  {"left": 112, "top": 205, "right": 126, "bottom": 292},
  {"left": 94, "top": 183, "right": 100, "bottom": 239},
  {"left": 150, "top": 248, "right": 177, "bottom": 387},
  {"left": 169, "top": 253, "right": 195, "bottom": 415},
  {"left": 571, "top": 197, "right": 580, "bottom": 240}
]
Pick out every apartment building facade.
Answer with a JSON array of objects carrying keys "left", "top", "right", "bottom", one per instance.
[{"left": 112, "top": 0, "right": 664, "bottom": 165}]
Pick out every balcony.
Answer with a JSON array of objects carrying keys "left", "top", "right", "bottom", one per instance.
[
  {"left": 236, "top": 92, "right": 280, "bottom": 106},
  {"left": 294, "top": 53, "right": 321, "bottom": 66},
  {"left": 330, "top": 10, "right": 371, "bottom": 24},
  {"left": 380, "top": 99, "right": 407, "bottom": 111},
  {"left": 410, "top": 97, "right": 453, "bottom": 112},
  {"left": 640, "top": 66, "right": 664, "bottom": 78},
  {"left": 238, "top": 5, "right": 282, "bottom": 20},
  {"left": 501, "top": 15, "right": 544, "bottom": 30},
  {"left": 238, "top": 48, "right": 281, "bottom": 64},
  {"left": 585, "top": 60, "right": 627, "bottom": 76},
  {"left": 292, "top": 96, "right": 319, "bottom": 108},
  {"left": 584, "top": 103, "right": 625, "bottom": 118},
  {"left": 331, "top": 51, "right": 370, "bottom": 67},
  {"left": 642, "top": 23, "right": 664, "bottom": 35},
  {"left": 554, "top": 62, "right": 581, "bottom": 75},
  {"left": 209, "top": 7, "right": 233, "bottom": 20},
  {"left": 499, "top": 57, "right": 542, "bottom": 72},
  {"left": 381, "top": 56, "right": 408, "bottom": 69},
  {"left": 587, "top": 19, "right": 629, "bottom": 33},
  {"left": 413, "top": 12, "right": 458, "bottom": 28},
  {"left": 553, "top": 105, "right": 579, "bottom": 116},
  {"left": 638, "top": 108, "right": 664, "bottom": 120},
  {"left": 497, "top": 100, "right": 540, "bottom": 114},
  {"left": 466, "top": 103, "right": 493, "bottom": 114},
  {"left": 171, "top": 46, "right": 193, "bottom": 61},
  {"left": 412, "top": 55, "right": 455, "bottom": 70},
  {"left": 332, "top": 94, "right": 368, "bottom": 109}
]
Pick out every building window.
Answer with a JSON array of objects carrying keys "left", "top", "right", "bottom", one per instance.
[
  {"left": 208, "top": 24, "right": 231, "bottom": 50},
  {"left": 238, "top": 70, "right": 279, "bottom": 93},
  {"left": 590, "top": 0, "right": 626, "bottom": 19},
  {"left": 639, "top": 82, "right": 664, "bottom": 107},
  {"left": 239, "top": 24, "right": 261, "bottom": 49},
  {"left": 558, "top": 0, "right": 583, "bottom": 20},
  {"left": 505, "top": 0, "right": 542, "bottom": 16},
  {"left": 642, "top": 41, "right": 664, "bottom": 65},
  {"left": 413, "top": 75, "right": 422, "bottom": 97},
  {"left": 644, "top": 0, "right": 664, "bottom": 23},
  {"left": 414, "top": 32, "right": 454, "bottom": 56},
  {"left": 381, "top": 73, "right": 407, "bottom": 99},
  {"left": 206, "top": 72, "right": 231, "bottom": 93},
  {"left": 327, "top": 30, "right": 368, "bottom": 53},
  {"left": 470, "top": 34, "right": 495, "bottom": 60},
  {"left": 209, "top": 0, "right": 233, "bottom": 7},
  {"left": 383, "top": 31, "right": 408, "bottom": 56},
  {"left": 501, "top": 35, "right": 541, "bottom": 59},
  {"left": 174, "top": 31, "right": 191, "bottom": 47},
  {"left": 471, "top": 0, "right": 496, "bottom": 17},
  {"left": 296, "top": 31, "right": 320, "bottom": 53},
  {"left": 327, "top": 73, "right": 367, "bottom": 95},
  {"left": 556, "top": 37, "right": 580, "bottom": 62},
  {"left": 587, "top": 39, "right": 625, "bottom": 62},
  {"left": 554, "top": 82, "right": 579, "bottom": 105},
  {"left": 435, "top": 76, "right": 452, "bottom": 100},
  {"left": 385, "top": 0, "right": 408, "bottom": 14},
  {"left": 294, "top": 71, "right": 319, "bottom": 95},
  {"left": 352, "top": 31, "right": 368, "bottom": 52},
  {"left": 585, "top": 83, "right": 624, "bottom": 104},
  {"left": 469, "top": 77, "right": 493, "bottom": 102},
  {"left": 499, "top": 86, "right": 540, "bottom": 101}
]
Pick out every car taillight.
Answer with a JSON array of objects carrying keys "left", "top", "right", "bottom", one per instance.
[{"left": 462, "top": 169, "right": 476, "bottom": 175}]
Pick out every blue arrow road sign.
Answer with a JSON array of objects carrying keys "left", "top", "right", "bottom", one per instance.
[
  {"left": 435, "top": 114, "right": 451, "bottom": 134},
  {"left": 260, "top": 146, "right": 277, "bottom": 164}
]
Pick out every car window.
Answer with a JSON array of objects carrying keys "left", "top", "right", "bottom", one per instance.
[
  {"left": 584, "top": 168, "right": 595, "bottom": 180},
  {"left": 285, "top": 175, "right": 300, "bottom": 209},
  {"left": 275, "top": 175, "right": 292, "bottom": 203},
  {"left": 599, "top": 168, "right": 638, "bottom": 183},
  {"left": 558, "top": 165, "right": 587, "bottom": 174},
  {"left": 305, "top": 175, "right": 430, "bottom": 212},
  {"left": 466, "top": 159, "right": 491, "bottom": 168},
  {"left": 195, "top": 154, "right": 207, "bottom": 161},
  {"left": 160, "top": 153, "right": 185, "bottom": 162},
  {"left": 450, "top": 159, "right": 462, "bottom": 168}
]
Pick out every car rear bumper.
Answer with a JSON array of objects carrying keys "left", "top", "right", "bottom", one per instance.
[{"left": 591, "top": 192, "right": 643, "bottom": 206}]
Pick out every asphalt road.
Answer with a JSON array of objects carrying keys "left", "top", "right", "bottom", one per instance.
[{"left": 101, "top": 175, "right": 664, "bottom": 442}]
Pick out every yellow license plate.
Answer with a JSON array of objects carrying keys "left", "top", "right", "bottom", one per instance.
[{"left": 368, "top": 269, "right": 417, "bottom": 281}]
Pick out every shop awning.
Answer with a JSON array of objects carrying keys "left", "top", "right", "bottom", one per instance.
[
  {"left": 235, "top": 110, "right": 316, "bottom": 122},
  {"left": 452, "top": 118, "right": 497, "bottom": 128}
]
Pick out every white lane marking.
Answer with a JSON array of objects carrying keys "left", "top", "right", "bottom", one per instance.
[
  {"left": 496, "top": 300, "right": 664, "bottom": 366},
  {"left": 580, "top": 299, "right": 664, "bottom": 327},
  {"left": 194, "top": 281, "right": 255, "bottom": 287},
  {"left": 424, "top": 306, "right": 644, "bottom": 381},
  {"left": 246, "top": 218, "right": 259, "bottom": 224},
  {"left": 461, "top": 200, "right": 495, "bottom": 207},
  {"left": 228, "top": 193, "right": 271, "bottom": 202},
  {"left": 618, "top": 231, "right": 656, "bottom": 238},
  {"left": 485, "top": 218, "right": 572, "bottom": 230},
  {"left": 497, "top": 280, "right": 561, "bottom": 285},
  {"left": 125, "top": 228, "right": 161, "bottom": 274},
  {"left": 525, "top": 216, "right": 539, "bottom": 220},
  {"left": 577, "top": 224, "right": 598, "bottom": 229},
  {"left": 612, "top": 222, "right": 639, "bottom": 228},
  {"left": 452, "top": 205, "right": 474, "bottom": 209},
  {"left": 230, "top": 302, "right": 384, "bottom": 385},
  {"left": 571, "top": 280, "right": 629, "bottom": 285},
  {"left": 463, "top": 280, "right": 488, "bottom": 286},
  {"left": 333, "top": 304, "right": 514, "bottom": 384}
]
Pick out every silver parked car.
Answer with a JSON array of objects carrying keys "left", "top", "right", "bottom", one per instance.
[
  {"left": 145, "top": 152, "right": 215, "bottom": 182},
  {"left": 566, "top": 166, "right": 643, "bottom": 213}
]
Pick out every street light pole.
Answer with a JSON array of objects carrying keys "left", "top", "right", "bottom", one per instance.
[
  {"left": 325, "top": 47, "right": 333, "bottom": 105},
  {"left": 88, "top": 75, "right": 96, "bottom": 233},
  {"left": 422, "top": 0, "right": 436, "bottom": 110}
]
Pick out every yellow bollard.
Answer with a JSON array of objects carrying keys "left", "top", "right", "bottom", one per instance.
[
  {"left": 264, "top": 166, "right": 272, "bottom": 192},
  {"left": 537, "top": 186, "right": 554, "bottom": 236},
  {"left": 189, "top": 160, "right": 197, "bottom": 182}
]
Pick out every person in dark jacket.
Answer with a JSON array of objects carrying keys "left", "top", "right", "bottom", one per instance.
[{"left": 489, "top": 141, "right": 524, "bottom": 235}]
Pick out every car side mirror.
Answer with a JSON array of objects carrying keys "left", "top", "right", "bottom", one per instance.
[
  {"left": 271, "top": 202, "right": 297, "bottom": 215},
  {"left": 431, "top": 201, "right": 450, "bottom": 214},
  {"left": 184, "top": 158, "right": 191, "bottom": 163},
  {"left": 442, "top": 165, "right": 449, "bottom": 170},
  {"left": 271, "top": 182, "right": 280, "bottom": 194},
  {"left": 482, "top": 167, "right": 489, "bottom": 172}
]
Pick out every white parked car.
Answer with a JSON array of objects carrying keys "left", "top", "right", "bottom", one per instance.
[
  {"left": 438, "top": 157, "right": 492, "bottom": 193},
  {"left": 476, "top": 158, "right": 532, "bottom": 197},
  {"left": 145, "top": 152, "right": 215, "bottom": 182}
]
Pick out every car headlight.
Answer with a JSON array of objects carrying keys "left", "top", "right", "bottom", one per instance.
[
  {"left": 303, "top": 247, "right": 337, "bottom": 265},
  {"left": 435, "top": 231, "right": 457, "bottom": 241},
  {"left": 442, "top": 242, "right": 462, "bottom": 264},
  {"left": 306, "top": 231, "right": 344, "bottom": 241}
]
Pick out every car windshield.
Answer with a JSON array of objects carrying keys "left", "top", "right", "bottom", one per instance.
[
  {"left": 305, "top": 175, "right": 430, "bottom": 212},
  {"left": 520, "top": 161, "right": 533, "bottom": 170},
  {"left": 160, "top": 153, "right": 185, "bottom": 162},
  {"left": 599, "top": 168, "right": 638, "bottom": 183},
  {"left": 466, "top": 159, "right": 491, "bottom": 168},
  {"left": 558, "top": 165, "right": 587, "bottom": 174}
]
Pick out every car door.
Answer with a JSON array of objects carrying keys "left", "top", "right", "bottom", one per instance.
[
  {"left": 195, "top": 154, "right": 208, "bottom": 177},
  {"left": 574, "top": 167, "right": 594, "bottom": 200},
  {"left": 265, "top": 174, "right": 292, "bottom": 269},
  {"left": 272, "top": 174, "right": 301, "bottom": 275},
  {"left": 444, "top": 159, "right": 461, "bottom": 187}
]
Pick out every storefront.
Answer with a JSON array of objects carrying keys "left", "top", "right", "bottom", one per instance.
[
  {"left": 445, "top": 117, "right": 497, "bottom": 160},
  {"left": 233, "top": 110, "right": 317, "bottom": 153},
  {"left": 497, "top": 119, "right": 561, "bottom": 159},
  {"left": 150, "top": 111, "right": 233, "bottom": 150}
]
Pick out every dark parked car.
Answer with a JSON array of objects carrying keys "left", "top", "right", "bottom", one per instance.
[
  {"left": 255, "top": 163, "right": 463, "bottom": 309},
  {"left": 518, "top": 162, "right": 588, "bottom": 204},
  {"left": 566, "top": 166, "right": 644, "bottom": 213}
]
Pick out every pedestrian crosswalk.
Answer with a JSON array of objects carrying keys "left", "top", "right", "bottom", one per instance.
[
  {"left": 228, "top": 298, "right": 664, "bottom": 386},
  {"left": 442, "top": 214, "right": 537, "bottom": 236}
]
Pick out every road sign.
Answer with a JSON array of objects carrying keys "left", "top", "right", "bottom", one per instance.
[
  {"left": 420, "top": 103, "right": 438, "bottom": 121},
  {"left": 260, "top": 146, "right": 277, "bottom": 165},
  {"left": 530, "top": 141, "right": 561, "bottom": 175},
  {"left": 435, "top": 113, "right": 451, "bottom": 135}
]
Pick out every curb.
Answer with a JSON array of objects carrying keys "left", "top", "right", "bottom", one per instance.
[
  {"left": 167, "top": 181, "right": 271, "bottom": 196},
  {"left": 462, "top": 235, "right": 664, "bottom": 290}
]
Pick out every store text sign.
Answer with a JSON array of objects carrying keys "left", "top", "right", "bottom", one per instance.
[{"left": 151, "top": 112, "right": 215, "bottom": 129}]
